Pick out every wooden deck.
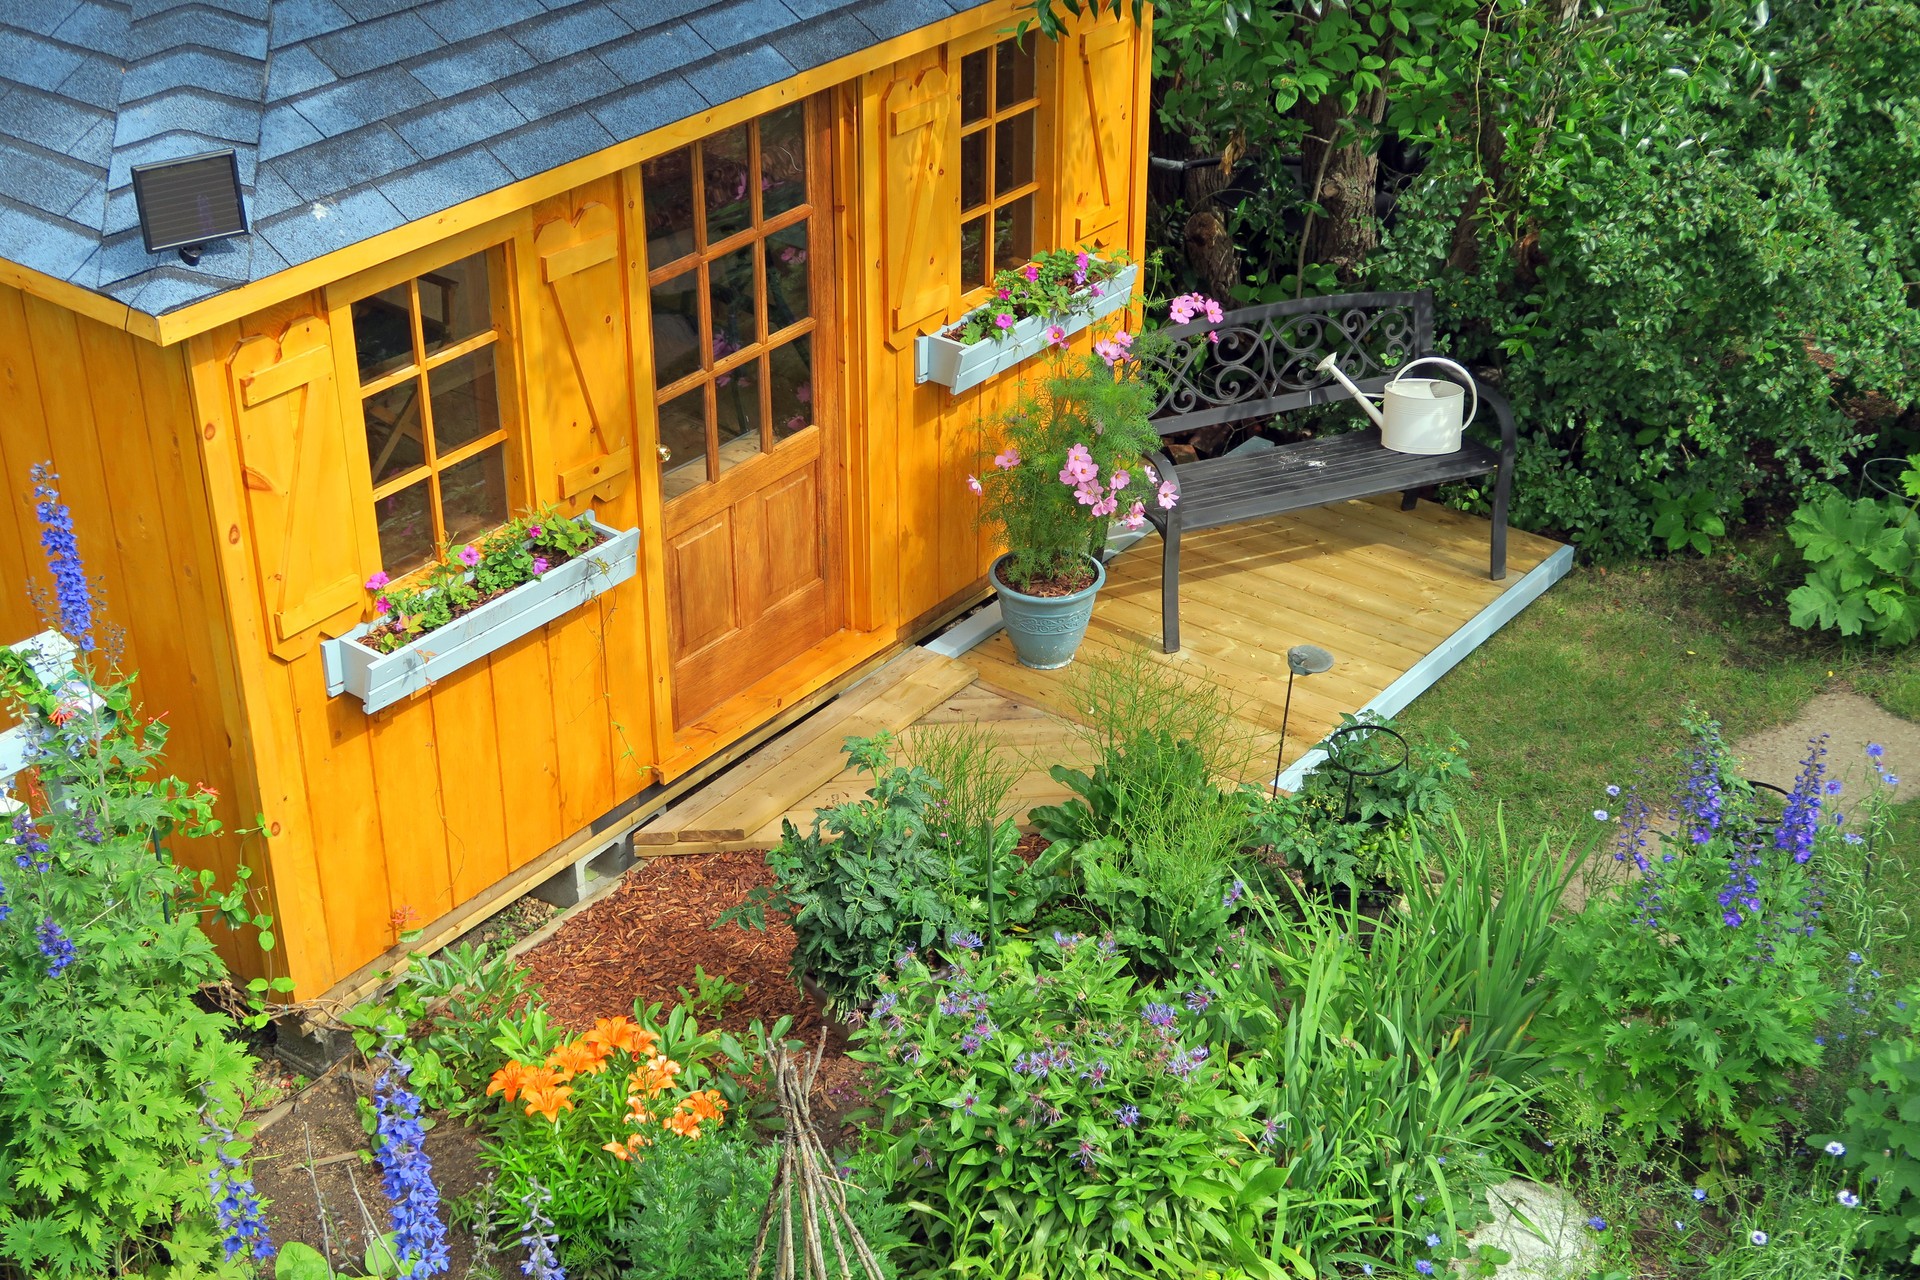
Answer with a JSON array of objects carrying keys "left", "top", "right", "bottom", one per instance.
[{"left": 636, "top": 497, "right": 1567, "bottom": 848}]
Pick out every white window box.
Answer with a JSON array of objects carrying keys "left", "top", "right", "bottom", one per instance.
[{"left": 914, "top": 263, "right": 1138, "bottom": 394}]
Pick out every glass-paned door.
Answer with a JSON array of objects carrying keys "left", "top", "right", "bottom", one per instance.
[{"left": 639, "top": 100, "right": 841, "bottom": 727}]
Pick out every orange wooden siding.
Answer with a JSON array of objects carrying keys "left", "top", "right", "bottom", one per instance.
[{"left": 0, "top": 281, "right": 258, "bottom": 977}]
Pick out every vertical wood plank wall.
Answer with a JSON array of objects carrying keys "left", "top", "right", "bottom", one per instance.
[
  {"left": 0, "top": 5, "right": 1154, "bottom": 999},
  {"left": 0, "top": 282, "right": 260, "bottom": 978}
]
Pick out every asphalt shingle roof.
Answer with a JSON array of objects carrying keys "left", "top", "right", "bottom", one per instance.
[{"left": 0, "top": 0, "right": 997, "bottom": 317}]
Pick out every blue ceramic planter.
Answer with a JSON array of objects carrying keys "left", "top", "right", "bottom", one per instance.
[{"left": 992, "top": 553, "right": 1106, "bottom": 670}]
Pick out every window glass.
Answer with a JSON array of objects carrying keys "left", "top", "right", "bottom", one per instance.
[
  {"left": 350, "top": 248, "right": 513, "bottom": 574},
  {"left": 640, "top": 102, "right": 819, "bottom": 501},
  {"left": 959, "top": 39, "right": 1042, "bottom": 297},
  {"left": 641, "top": 146, "right": 696, "bottom": 267}
]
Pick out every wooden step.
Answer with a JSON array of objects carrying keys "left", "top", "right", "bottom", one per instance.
[{"left": 634, "top": 647, "right": 977, "bottom": 847}]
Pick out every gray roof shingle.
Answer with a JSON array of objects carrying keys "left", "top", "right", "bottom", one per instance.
[{"left": 0, "top": 0, "right": 1005, "bottom": 317}]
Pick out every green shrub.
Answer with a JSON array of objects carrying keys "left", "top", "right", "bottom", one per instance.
[
  {"left": 719, "top": 734, "right": 1056, "bottom": 1010},
  {"left": 1817, "top": 989, "right": 1920, "bottom": 1267},
  {"left": 0, "top": 664, "right": 270, "bottom": 1276},
  {"left": 1786, "top": 479, "right": 1920, "bottom": 646},
  {"left": 1543, "top": 717, "right": 1846, "bottom": 1157}
]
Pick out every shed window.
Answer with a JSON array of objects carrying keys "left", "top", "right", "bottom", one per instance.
[
  {"left": 640, "top": 103, "right": 818, "bottom": 501},
  {"left": 349, "top": 250, "right": 511, "bottom": 577},
  {"left": 958, "top": 38, "right": 1040, "bottom": 293}
]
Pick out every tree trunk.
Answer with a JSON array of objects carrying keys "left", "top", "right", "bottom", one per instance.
[
  {"left": 1183, "top": 155, "right": 1240, "bottom": 300},
  {"left": 1299, "top": 86, "right": 1390, "bottom": 282}
]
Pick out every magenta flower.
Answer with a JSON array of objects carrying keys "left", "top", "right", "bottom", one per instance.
[
  {"left": 532, "top": 556, "right": 549, "bottom": 574},
  {"left": 365, "top": 570, "right": 390, "bottom": 590},
  {"left": 458, "top": 545, "right": 480, "bottom": 568},
  {"left": 994, "top": 312, "right": 1015, "bottom": 330},
  {"left": 1073, "top": 482, "right": 1103, "bottom": 507},
  {"left": 528, "top": 525, "right": 543, "bottom": 538},
  {"left": 1022, "top": 263, "right": 1040, "bottom": 283},
  {"left": 375, "top": 597, "right": 391, "bottom": 616},
  {"left": 996, "top": 287, "right": 1011, "bottom": 300},
  {"left": 1073, "top": 250, "right": 1089, "bottom": 284}
]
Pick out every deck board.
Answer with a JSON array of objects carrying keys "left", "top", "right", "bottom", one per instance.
[{"left": 634, "top": 498, "right": 1566, "bottom": 851}]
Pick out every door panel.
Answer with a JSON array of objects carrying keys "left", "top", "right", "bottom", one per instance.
[
  {"left": 666, "top": 511, "right": 737, "bottom": 654},
  {"left": 760, "top": 467, "right": 821, "bottom": 604}
]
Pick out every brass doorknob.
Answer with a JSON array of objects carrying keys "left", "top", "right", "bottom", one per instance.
[{"left": 656, "top": 444, "right": 672, "bottom": 463}]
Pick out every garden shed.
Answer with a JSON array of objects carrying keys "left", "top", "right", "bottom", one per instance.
[{"left": 0, "top": 0, "right": 1152, "bottom": 998}]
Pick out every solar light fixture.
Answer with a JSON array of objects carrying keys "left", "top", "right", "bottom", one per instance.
[
  {"left": 130, "top": 149, "right": 247, "bottom": 265},
  {"left": 1275, "top": 643, "right": 1335, "bottom": 791}
]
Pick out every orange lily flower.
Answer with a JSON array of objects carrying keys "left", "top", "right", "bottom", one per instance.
[
  {"left": 486, "top": 1060, "right": 534, "bottom": 1103},
  {"left": 522, "top": 1080, "right": 574, "bottom": 1123},
  {"left": 629, "top": 1053, "right": 683, "bottom": 1100},
  {"left": 547, "top": 1038, "right": 611, "bottom": 1080},
  {"left": 583, "top": 1016, "right": 655, "bottom": 1059}
]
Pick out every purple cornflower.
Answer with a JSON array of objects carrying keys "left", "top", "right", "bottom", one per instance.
[
  {"left": 371, "top": 1049, "right": 450, "bottom": 1277},
  {"left": 30, "top": 464, "right": 94, "bottom": 651},
  {"left": 1775, "top": 736, "right": 1828, "bottom": 864},
  {"left": 1221, "top": 878, "right": 1245, "bottom": 908},
  {"left": 1073, "top": 1140, "right": 1098, "bottom": 1172},
  {"left": 960, "top": 1033, "right": 982, "bottom": 1055},
  {"left": 1184, "top": 986, "right": 1215, "bottom": 1014},
  {"left": 1426, "top": 1233, "right": 1441, "bottom": 1248},
  {"left": 1165, "top": 1046, "right": 1209, "bottom": 1080},
  {"left": 1415, "top": 1262, "right": 1434, "bottom": 1275},
  {"left": 1141, "top": 1002, "right": 1178, "bottom": 1029},
  {"left": 1079, "top": 1059, "right": 1111, "bottom": 1088},
  {"left": 1258, "top": 1116, "right": 1283, "bottom": 1148},
  {"left": 1051, "top": 930, "right": 1083, "bottom": 950},
  {"left": 200, "top": 1104, "right": 275, "bottom": 1261},
  {"left": 946, "top": 928, "right": 983, "bottom": 951},
  {"left": 1838, "top": 1190, "right": 1860, "bottom": 1208},
  {"left": 518, "top": 1181, "right": 565, "bottom": 1280},
  {"left": 1013, "top": 1045, "right": 1068, "bottom": 1078},
  {"left": 36, "top": 917, "right": 74, "bottom": 975},
  {"left": 938, "top": 990, "right": 988, "bottom": 1018},
  {"left": 1587, "top": 1216, "right": 1607, "bottom": 1232},
  {"left": 1867, "top": 743, "right": 1885, "bottom": 760},
  {"left": 1096, "top": 934, "right": 1120, "bottom": 958},
  {"left": 895, "top": 947, "right": 917, "bottom": 971},
  {"left": 872, "top": 992, "right": 898, "bottom": 1018},
  {"left": 1113, "top": 1104, "right": 1141, "bottom": 1128},
  {"left": 899, "top": 1042, "right": 923, "bottom": 1066}
]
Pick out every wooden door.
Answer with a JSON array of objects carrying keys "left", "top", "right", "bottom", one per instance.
[{"left": 638, "top": 100, "right": 842, "bottom": 727}]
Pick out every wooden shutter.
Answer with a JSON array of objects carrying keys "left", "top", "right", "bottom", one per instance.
[
  {"left": 880, "top": 61, "right": 956, "bottom": 349},
  {"left": 1063, "top": 19, "right": 1136, "bottom": 246},
  {"left": 227, "top": 315, "right": 367, "bottom": 659},
  {"left": 533, "top": 200, "right": 633, "bottom": 504}
]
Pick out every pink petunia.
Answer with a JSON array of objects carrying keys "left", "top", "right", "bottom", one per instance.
[
  {"left": 533, "top": 556, "right": 550, "bottom": 575},
  {"left": 528, "top": 525, "right": 543, "bottom": 538},
  {"left": 374, "top": 596, "right": 391, "bottom": 615},
  {"left": 994, "top": 447, "right": 1022, "bottom": 470},
  {"left": 996, "top": 287, "right": 1012, "bottom": 301},
  {"left": 1108, "top": 469, "right": 1129, "bottom": 491},
  {"left": 458, "top": 545, "right": 481, "bottom": 568},
  {"left": 1157, "top": 480, "right": 1179, "bottom": 509},
  {"left": 1022, "top": 263, "right": 1040, "bottom": 283},
  {"left": 994, "top": 313, "right": 1015, "bottom": 330},
  {"left": 1073, "top": 250, "right": 1089, "bottom": 285},
  {"left": 365, "top": 570, "right": 390, "bottom": 590},
  {"left": 966, "top": 474, "right": 984, "bottom": 495}
]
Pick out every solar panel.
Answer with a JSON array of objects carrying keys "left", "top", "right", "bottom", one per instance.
[{"left": 130, "top": 149, "right": 248, "bottom": 261}]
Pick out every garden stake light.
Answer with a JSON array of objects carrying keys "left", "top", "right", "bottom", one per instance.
[
  {"left": 749, "top": 1031, "right": 886, "bottom": 1280},
  {"left": 1276, "top": 644, "right": 1334, "bottom": 791}
]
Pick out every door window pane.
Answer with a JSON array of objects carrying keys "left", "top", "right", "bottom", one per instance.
[
  {"left": 428, "top": 347, "right": 500, "bottom": 453},
  {"left": 960, "top": 132, "right": 987, "bottom": 212},
  {"left": 993, "top": 193, "right": 1034, "bottom": 271},
  {"left": 708, "top": 244, "right": 758, "bottom": 360},
  {"left": 995, "top": 116, "right": 1033, "bottom": 194},
  {"left": 657, "top": 388, "right": 707, "bottom": 500},
  {"left": 714, "top": 357, "right": 762, "bottom": 474},
  {"left": 703, "top": 124, "right": 752, "bottom": 243},
  {"left": 770, "top": 336, "right": 812, "bottom": 442},
  {"left": 760, "top": 104, "right": 807, "bottom": 218},
  {"left": 959, "top": 39, "right": 1047, "bottom": 295},
  {"left": 996, "top": 40, "right": 1037, "bottom": 106},
  {"left": 649, "top": 270, "right": 701, "bottom": 388},
  {"left": 374, "top": 480, "right": 435, "bottom": 577},
  {"left": 960, "top": 49, "right": 990, "bottom": 123},
  {"left": 960, "top": 217, "right": 987, "bottom": 292},
  {"left": 417, "top": 252, "right": 490, "bottom": 358},
  {"left": 641, "top": 146, "right": 696, "bottom": 267},
  {"left": 766, "top": 223, "right": 809, "bottom": 332},
  {"left": 352, "top": 283, "right": 414, "bottom": 382},
  {"left": 364, "top": 379, "right": 425, "bottom": 485}
]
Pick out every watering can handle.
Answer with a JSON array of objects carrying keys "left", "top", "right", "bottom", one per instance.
[{"left": 1391, "top": 357, "right": 1478, "bottom": 430}]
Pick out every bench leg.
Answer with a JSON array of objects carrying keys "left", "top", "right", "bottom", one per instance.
[
  {"left": 1161, "top": 520, "right": 1182, "bottom": 653},
  {"left": 1489, "top": 460, "right": 1512, "bottom": 582},
  {"left": 1400, "top": 489, "right": 1420, "bottom": 511}
]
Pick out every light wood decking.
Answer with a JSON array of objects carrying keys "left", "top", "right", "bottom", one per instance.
[{"left": 636, "top": 497, "right": 1568, "bottom": 848}]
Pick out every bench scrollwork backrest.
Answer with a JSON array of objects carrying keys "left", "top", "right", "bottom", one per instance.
[{"left": 1135, "top": 290, "right": 1435, "bottom": 437}]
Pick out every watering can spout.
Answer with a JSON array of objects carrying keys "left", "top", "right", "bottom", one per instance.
[{"left": 1315, "top": 353, "right": 1387, "bottom": 428}]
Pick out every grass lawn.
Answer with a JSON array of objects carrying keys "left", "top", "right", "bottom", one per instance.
[{"left": 1397, "top": 537, "right": 1920, "bottom": 839}]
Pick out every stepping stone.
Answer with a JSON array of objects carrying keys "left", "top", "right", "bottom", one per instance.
[
  {"left": 1727, "top": 689, "right": 1914, "bottom": 801},
  {"left": 1456, "top": 1178, "right": 1598, "bottom": 1279}
]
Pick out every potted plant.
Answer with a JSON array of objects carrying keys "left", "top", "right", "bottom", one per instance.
[
  {"left": 969, "top": 292, "right": 1222, "bottom": 668},
  {"left": 916, "top": 248, "right": 1136, "bottom": 394}
]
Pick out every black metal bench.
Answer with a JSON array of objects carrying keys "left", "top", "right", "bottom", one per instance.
[{"left": 1134, "top": 289, "right": 1515, "bottom": 652}]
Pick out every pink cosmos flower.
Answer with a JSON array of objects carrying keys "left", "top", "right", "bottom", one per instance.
[
  {"left": 994, "top": 313, "right": 1015, "bottom": 330},
  {"left": 1122, "top": 500, "right": 1147, "bottom": 530},
  {"left": 1058, "top": 444, "right": 1099, "bottom": 486},
  {"left": 1091, "top": 495, "right": 1118, "bottom": 518},
  {"left": 994, "top": 447, "right": 1021, "bottom": 470},
  {"left": 1208, "top": 330, "right": 1220, "bottom": 345},
  {"left": 365, "top": 571, "right": 390, "bottom": 590},
  {"left": 1157, "top": 480, "right": 1179, "bottom": 509},
  {"left": 374, "top": 597, "right": 391, "bottom": 615},
  {"left": 1113, "top": 330, "right": 1133, "bottom": 349},
  {"left": 458, "top": 545, "right": 480, "bottom": 568},
  {"left": 1093, "top": 338, "right": 1124, "bottom": 366},
  {"left": 1046, "top": 324, "right": 1068, "bottom": 348},
  {"left": 1108, "top": 469, "right": 1129, "bottom": 491},
  {"left": 1203, "top": 298, "right": 1224, "bottom": 323},
  {"left": 532, "top": 556, "right": 550, "bottom": 574},
  {"left": 966, "top": 474, "right": 984, "bottom": 495},
  {"left": 1022, "top": 263, "right": 1040, "bottom": 283},
  {"left": 1073, "top": 481, "right": 1104, "bottom": 507},
  {"left": 1144, "top": 463, "right": 1159, "bottom": 484}
]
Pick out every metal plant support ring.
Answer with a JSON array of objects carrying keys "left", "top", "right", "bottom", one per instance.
[
  {"left": 1744, "top": 778, "right": 1791, "bottom": 830},
  {"left": 1324, "top": 723, "right": 1409, "bottom": 824}
]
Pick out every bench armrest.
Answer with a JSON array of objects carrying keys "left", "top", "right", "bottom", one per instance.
[{"left": 1414, "top": 352, "right": 1516, "bottom": 468}]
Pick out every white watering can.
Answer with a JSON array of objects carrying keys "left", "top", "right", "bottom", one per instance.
[{"left": 1315, "top": 353, "right": 1477, "bottom": 456}]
